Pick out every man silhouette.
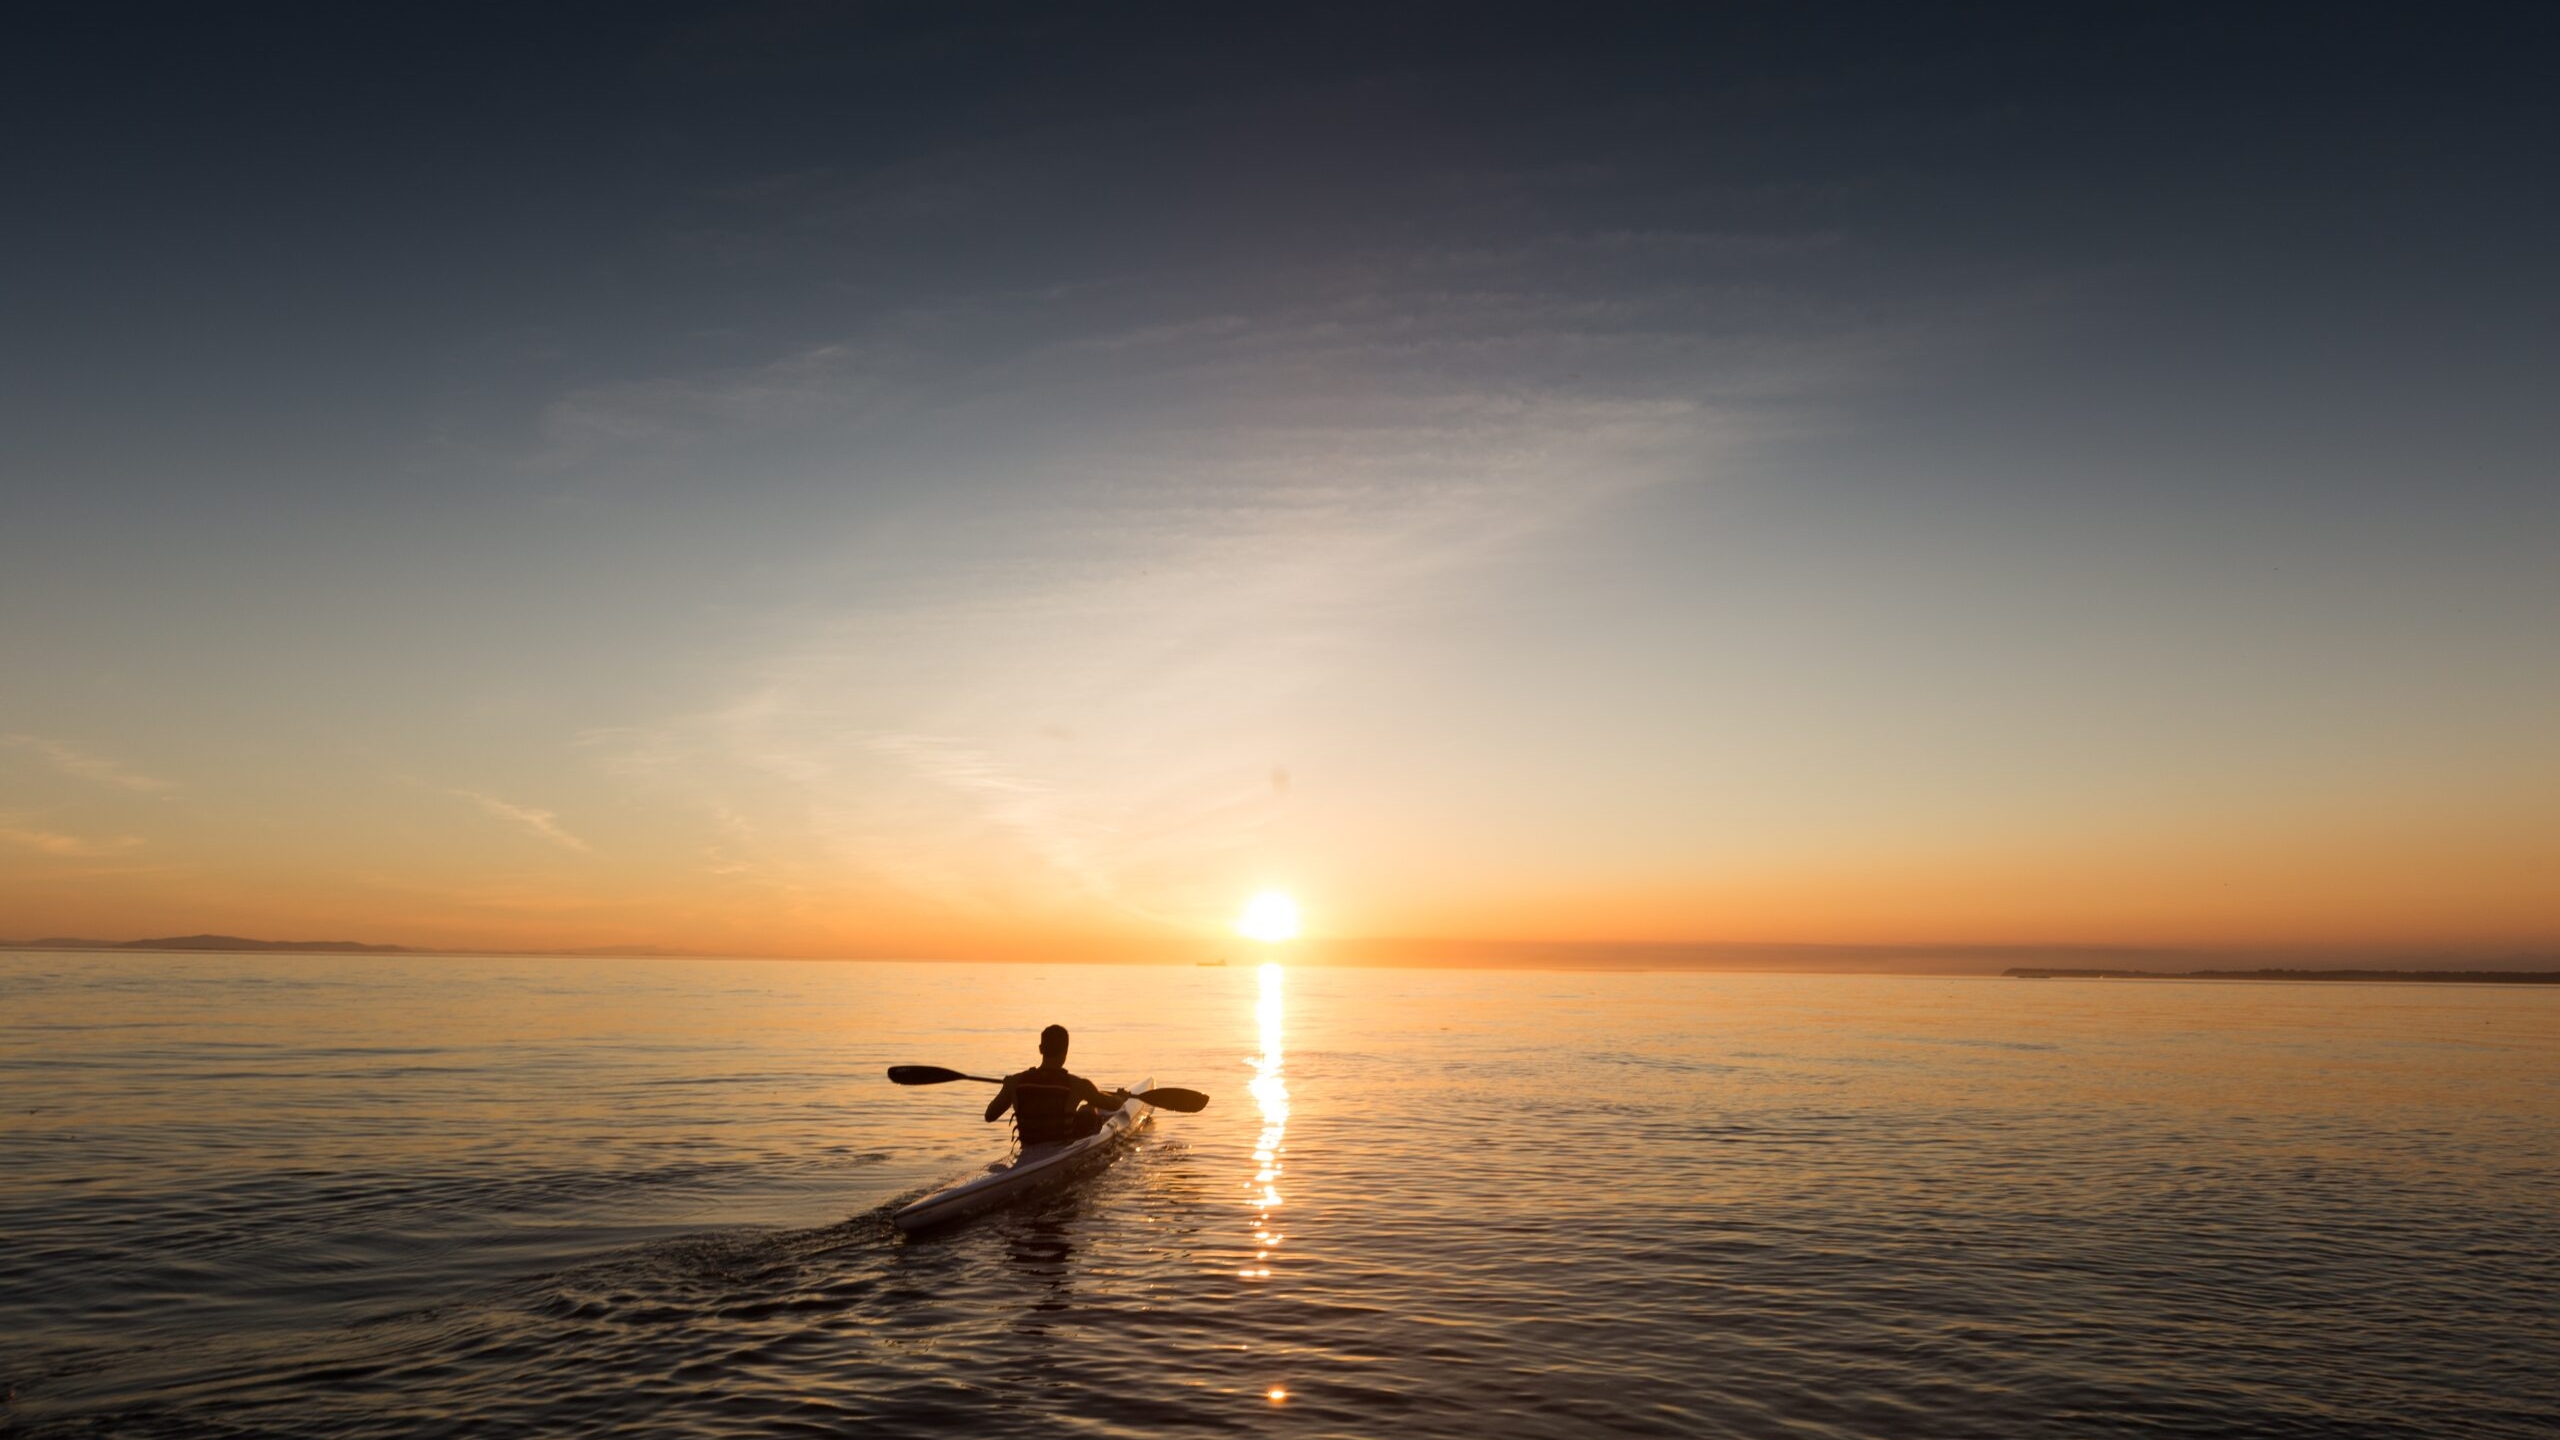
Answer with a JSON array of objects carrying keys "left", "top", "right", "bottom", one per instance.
[{"left": 985, "top": 1024, "right": 1131, "bottom": 1144}]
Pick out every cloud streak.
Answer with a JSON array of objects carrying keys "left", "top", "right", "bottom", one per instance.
[
  {"left": 538, "top": 252, "right": 1781, "bottom": 928},
  {"left": 859, "top": 730, "right": 1123, "bottom": 899},
  {"left": 1, "top": 734, "right": 176, "bottom": 792},
  {"left": 0, "top": 822, "right": 143, "bottom": 857},
  {"left": 533, "top": 342, "right": 907, "bottom": 471},
  {"left": 452, "top": 791, "right": 592, "bottom": 853}
]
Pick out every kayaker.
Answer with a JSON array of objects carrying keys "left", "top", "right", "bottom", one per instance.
[{"left": 986, "top": 1024, "right": 1131, "bottom": 1143}]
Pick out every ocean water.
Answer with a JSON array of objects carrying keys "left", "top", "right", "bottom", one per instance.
[{"left": 2, "top": 952, "right": 2553, "bottom": 1439}]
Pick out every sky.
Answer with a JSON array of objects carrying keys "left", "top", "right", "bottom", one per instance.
[{"left": 3, "top": 3, "right": 2555, "bottom": 962}]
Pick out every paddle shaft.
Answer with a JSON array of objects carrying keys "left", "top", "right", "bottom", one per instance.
[{"left": 886, "top": 1065, "right": 1207, "bottom": 1112}]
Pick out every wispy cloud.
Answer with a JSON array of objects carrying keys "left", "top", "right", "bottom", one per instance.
[
  {"left": 699, "top": 804, "right": 758, "bottom": 877},
  {"left": 452, "top": 790, "right": 592, "bottom": 853},
  {"left": 859, "top": 731, "right": 1123, "bottom": 898},
  {"left": 531, "top": 181, "right": 1903, "bottom": 931},
  {"left": 1, "top": 734, "right": 176, "bottom": 793},
  {"left": 0, "top": 823, "right": 143, "bottom": 857},
  {"left": 533, "top": 342, "right": 906, "bottom": 470},
  {"left": 548, "top": 317, "right": 1748, "bottom": 925}
]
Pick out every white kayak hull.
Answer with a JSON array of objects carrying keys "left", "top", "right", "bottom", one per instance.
[{"left": 892, "top": 1078, "right": 1155, "bottom": 1233}]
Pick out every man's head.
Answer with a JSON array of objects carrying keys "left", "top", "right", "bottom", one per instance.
[{"left": 1039, "top": 1024, "right": 1069, "bottom": 1064}]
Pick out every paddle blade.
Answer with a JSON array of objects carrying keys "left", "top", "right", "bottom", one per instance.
[
  {"left": 1134, "top": 1087, "right": 1209, "bottom": 1113},
  {"left": 887, "top": 1065, "right": 968, "bottom": 1086}
]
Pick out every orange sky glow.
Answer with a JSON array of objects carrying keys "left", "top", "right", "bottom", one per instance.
[{"left": 7, "top": 5, "right": 2556, "bottom": 967}]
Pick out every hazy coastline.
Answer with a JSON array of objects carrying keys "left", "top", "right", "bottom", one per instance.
[{"left": 8, "top": 934, "right": 2553, "bottom": 979}]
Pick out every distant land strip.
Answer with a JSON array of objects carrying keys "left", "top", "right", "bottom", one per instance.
[
  {"left": 7, "top": 936, "right": 2556, "bottom": 978},
  {"left": 2005, "top": 967, "right": 2560, "bottom": 985},
  {"left": 0, "top": 934, "right": 690, "bottom": 958}
]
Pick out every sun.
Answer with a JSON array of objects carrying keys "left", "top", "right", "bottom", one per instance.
[{"left": 1235, "top": 891, "right": 1301, "bottom": 943}]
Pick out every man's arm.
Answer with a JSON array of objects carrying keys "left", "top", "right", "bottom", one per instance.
[
  {"left": 1078, "top": 1075, "right": 1131, "bottom": 1111},
  {"left": 984, "top": 1077, "right": 1017, "bottom": 1124}
]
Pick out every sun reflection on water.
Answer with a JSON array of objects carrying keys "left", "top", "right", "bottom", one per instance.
[{"left": 1242, "top": 962, "right": 1288, "bottom": 1283}]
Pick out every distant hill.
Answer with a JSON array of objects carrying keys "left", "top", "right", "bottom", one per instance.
[
  {"left": 2006, "top": 967, "right": 2560, "bottom": 985},
  {"left": 137, "top": 934, "right": 415, "bottom": 953},
  {"left": 1, "top": 934, "right": 413, "bottom": 954},
  {"left": 0, "top": 934, "right": 692, "bottom": 958},
  {"left": 1307, "top": 939, "right": 2560, "bottom": 975}
]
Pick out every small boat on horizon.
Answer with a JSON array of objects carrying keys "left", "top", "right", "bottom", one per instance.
[{"left": 1197, "top": 956, "right": 1229, "bottom": 967}]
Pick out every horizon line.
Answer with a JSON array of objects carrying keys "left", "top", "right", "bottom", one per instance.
[{"left": 6, "top": 933, "right": 2556, "bottom": 975}]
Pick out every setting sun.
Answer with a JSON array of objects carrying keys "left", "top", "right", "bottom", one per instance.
[
  {"left": 1235, "top": 892, "right": 1302, "bottom": 943},
  {"left": 3, "top": 11, "right": 2551, "bottom": 1438}
]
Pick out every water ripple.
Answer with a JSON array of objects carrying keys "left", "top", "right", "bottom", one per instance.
[{"left": 1, "top": 955, "right": 2552, "bottom": 1438}]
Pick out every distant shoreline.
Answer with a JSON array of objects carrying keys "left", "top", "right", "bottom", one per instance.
[
  {"left": 4, "top": 935, "right": 2555, "bottom": 981},
  {"left": 2005, "top": 967, "right": 2560, "bottom": 985},
  {"left": 0, "top": 934, "right": 691, "bottom": 959}
]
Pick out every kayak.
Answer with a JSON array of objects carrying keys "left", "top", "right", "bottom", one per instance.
[{"left": 892, "top": 1077, "right": 1156, "bottom": 1233}]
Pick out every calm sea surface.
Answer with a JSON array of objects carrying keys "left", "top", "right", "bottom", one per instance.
[{"left": 2, "top": 952, "right": 2553, "bottom": 1438}]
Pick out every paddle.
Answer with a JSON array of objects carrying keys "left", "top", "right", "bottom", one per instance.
[{"left": 886, "top": 1065, "right": 1209, "bottom": 1113}]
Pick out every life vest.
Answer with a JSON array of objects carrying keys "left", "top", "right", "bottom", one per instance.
[{"left": 1008, "top": 1069, "right": 1087, "bottom": 1144}]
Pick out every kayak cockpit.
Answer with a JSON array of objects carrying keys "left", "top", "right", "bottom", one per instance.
[{"left": 891, "top": 1078, "right": 1154, "bottom": 1233}]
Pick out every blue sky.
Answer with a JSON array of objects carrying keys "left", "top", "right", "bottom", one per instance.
[{"left": 3, "top": 4, "right": 2554, "bottom": 956}]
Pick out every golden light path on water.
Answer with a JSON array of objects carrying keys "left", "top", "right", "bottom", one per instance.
[
  {"left": 1244, "top": 961, "right": 1289, "bottom": 1405},
  {"left": 1244, "top": 962, "right": 1287, "bottom": 1277}
]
